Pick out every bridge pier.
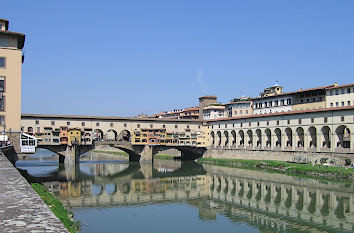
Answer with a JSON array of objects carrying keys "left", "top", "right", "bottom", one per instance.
[
  {"left": 61, "top": 145, "right": 80, "bottom": 165},
  {"left": 140, "top": 145, "right": 158, "bottom": 162}
]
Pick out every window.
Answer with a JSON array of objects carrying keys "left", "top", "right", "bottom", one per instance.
[
  {"left": 198, "top": 125, "right": 201, "bottom": 129},
  {"left": 240, "top": 123, "right": 243, "bottom": 127},
  {"left": 311, "top": 118, "right": 314, "bottom": 123},
  {"left": 96, "top": 122, "right": 99, "bottom": 126},
  {"left": 341, "top": 116, "right": 344, "bottom": 122},
  {"left": 276, "top": 120, "right": 279, "bottom": 125},
  {"left": 67, "top": 122, "right": 70, "bottom": 126},
  {"left": 175, "top": 125, "right": 178, "bottom": 129},
  {"left": 267, "top": 121, "right": 269, "bottom": 126},
  {"left": 37, "top": 127, "right": 40, "bottom": 133},
  {"left": 287, "top": 99, "right": 291, "bottom": 105},
  {"left": 335, "top": 90, "right": 339, "bottom": 95},
  {"left": 82, "top": 122, "right": 85, "bottom": 126},
  {"left": 347, "top": 88, "right": 351, "bottom": 94},
  {"left": 225, "top": 124, "right": 227, "bottom": 128},
  {"left": 341, "top": 101, "right": 344, "bottom": 107},
  {"left": 137, "top": 124, "right": 140, "bottom": 128},
  {"left": 124, "top": 123, "right": 127, "bottom": 127},
  {"left": 298, "top": 119, "right": 302, "bottom": 124},
  {"left": 330, "top": 103, "right": 333, "bottom": 107},
  {"left": 51, "top": 121, "right": 55, "bottom": 126},
  {"left": 341, "top": 89, "right": 345, "bottom": 94},
  {"left": 0, "top": 76, "right": 5, "bottom": 92},
  {"left": 257, "top": 122, "right": 260, "bottom": 126},
  {"left": 163, "top": 125, "right": 166, "bottom": 129},
  {"left": 246, "top": 110, "right": 248, "bottom": 114},
  {"left": 187, "top": 125, "right": 190, "bottom": 129},
  {"left": 218, "top": 125, "right": 220, "bottom": 128},
  {"left": 287, "top": 120, "right": 290, "bottom": 124},
  {"left": 35, "top": 120, "right": 39, "bottom": 125},
  {"left": 0, "top": 57, "right": 5, "bottom": 68},
  {"left": 0, "top": 115, "right": 4, "bottom": 125},
  {"left": 0, "top": 97, "right": 5, "bottom": 111},
  {"left": 329, "top": 90, "right": 333, "bottom": 96},
  {"left": 150, "top": 124, "right": 153, "bottom": 128},
  {"left": 324, "top": 117, "right": 328, "bottom": 123},
  {"left": 336, "top": 102, "right": 339, "bottom": 107},
  {"left": 348, "top": 101, "right": 351, "bottom": 106}
]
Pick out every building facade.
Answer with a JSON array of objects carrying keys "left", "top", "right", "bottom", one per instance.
[
  {"left": 0, "top": 19, "right": 25, "bottom": 132},
  {"left": 224, "top": 100, "right": 253, "bottom": 117},
  {"left": 326, "top": 83, "right": 354, "bottom": 108}
]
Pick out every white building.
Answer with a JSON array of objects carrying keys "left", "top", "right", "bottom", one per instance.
[
  {"left": 326, "top": 83, "right": 354, "bottom": 108},
  {"left": 202, "top": 105, "right": 225, "bottom": 120},
  {"left": 253, "top": 95, "right": 293, "bottom": 115}
]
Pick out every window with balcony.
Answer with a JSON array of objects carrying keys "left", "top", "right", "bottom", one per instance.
[
  {"left": 96, "top": 122, "right": 99, "bottom": 126},
  {"left": 82, "top": 122, "right": 85, "bottom": 126},
  {"left": 51, "top": 121, "right": 55, "bottom": 126},
  {"left": 0, "top": 115, "right": 4, "bottom": 126},
  {"left": 0, "top": 96, "right": 4, "bottom": 111},
  {"left": 0, "top": 57, "right": 5, "bottom": 68},
  {"left": 67, "top": 122, "right": 70, "bottom": 126}
]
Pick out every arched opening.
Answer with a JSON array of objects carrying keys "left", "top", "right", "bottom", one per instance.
[
  {"left": 285, "top": 128, "right": 292, "bottom": 147},
  {"left": 265, "top": 129, "right": 271, "bottom": 147},
  {"left": 335, "top": 125, "right": 351, "bottom": 148},
  {"left": 106, "top": 129, "right": 118, "bottom": 141},
  {"left": 118, "top": 130, "right": 131, "bottom": 142},
  {"left": 256, "top": 129, "right": 262, "bottom": 147},
  {"left": 217, "top": 131, "right": 222, "bottom": 146},
  {"left": 275, "top": 128, "right": 281, "bottom": 147},
  {"left": 224, "top": 131, "right": 229, "bottom": 146},
  {"left": 238, "top": 130, "right": 245, "bottom": 146},
  {"left": 308, "top": 126, "right": 317, "bottom": 148},
  {"left": 210, "top": 131, "right": 215, "bottom": 146},
  {"left": 93, "top": 129, "right": 104, "bottom": 141},
  {"left": 231, "top": 130, "right": 236, "bottom": 146},
  {"left": 247, "top": 130, "right": 253, "bottom": 146},
  {"left": 296, "top": 127, "right": 304, "bottom": 147},
  {"left": 321, "top": 126, "right": 331, "bottom": 148}
]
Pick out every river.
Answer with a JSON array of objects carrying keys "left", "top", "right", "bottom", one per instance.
[{"left": 15, "top": 149, "right": 353, "bottom": 233}]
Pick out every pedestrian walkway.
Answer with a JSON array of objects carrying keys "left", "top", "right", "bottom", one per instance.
[{"left": 0, "top": 149, "right": 68, "bottom": 232}]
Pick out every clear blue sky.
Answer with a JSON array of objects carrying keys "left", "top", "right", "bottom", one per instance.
[{"left": 3, "top": 0, "right": 354, "bottom": 116}]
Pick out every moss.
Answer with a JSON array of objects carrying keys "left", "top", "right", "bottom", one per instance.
[
  {"left": 197, "top": 158, "right": 354, "bottom": 183},
  {"left": 31, "top": 183, "right": 80, "bottom": 233}
]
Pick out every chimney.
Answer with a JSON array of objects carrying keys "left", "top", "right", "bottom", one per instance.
[{"left": 334, "top": 82, "right": 338, "bottom": 87}]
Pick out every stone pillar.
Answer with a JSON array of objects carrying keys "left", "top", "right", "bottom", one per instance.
[
  {"left": 140, "top": 145, "right": 157, "bottom": 162},
  {"left": 64, "top": 145, "right": 80, "bottom": 165}
]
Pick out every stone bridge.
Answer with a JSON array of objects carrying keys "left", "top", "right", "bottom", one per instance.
[{"left": 38, "top": 140, "right": 206, "bottom": 165}]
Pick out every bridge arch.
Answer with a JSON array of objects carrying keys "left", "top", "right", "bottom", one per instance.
[
  {"left": 335, "top": 125, "right": 351, "bottom": 148},
  {"left": 321, "top": 126, "right": 331, "bottom": 148},
  {"left": 308, "top": 126, "right": 317, "bottom": 148},
  {"left": 247, "top": 130, "right": 253, "bottom": 147},
  {"left": 106, "top": 129, "right": 118, "bottom": 141},
  {"left": 265, "top": 128, "right": 271, "bottom": 147},
  {"left": 231, "top": 130, "right": 236, "bottom": 146},
  {"left": 216, "top": 131, "right": 222, "bottom": 146},
  {"left": 295, "top": 127, "right": 304, "bottom": 148},
  {"left": 285, "top": 127, "right": 292, "bottom": 147},
  {"left": 238, "top": 130, "right": 245, "bottom": 146},
  {"left": 256, "top": 129, "right": 262, "bottom": 147},
  {"left": 275, "top": 128, "right": 281, "bottom": 147},
  {"left": 93, "top": 129, "right": 104, "bottom": 141},
  {"left": 224, "top": 131, "right": 229, "bottom": 147},
  {"left": 118, "top": 130, "right": 131, "bottom": 142}
]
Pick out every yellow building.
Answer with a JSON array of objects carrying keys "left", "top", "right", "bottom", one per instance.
[
  {"left": 0, "top": 19, "right": 25, "bottom": 132},
  {"left": 67, "top": 128, "right": 82, "bottom": 145}
]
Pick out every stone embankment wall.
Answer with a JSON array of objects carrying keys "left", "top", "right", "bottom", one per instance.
[
  {"left": 0, "top": 149, "right": 68, "bottom": 232},
  {"left": 204, "top": 148, "right": 353, "bottom": 166}
]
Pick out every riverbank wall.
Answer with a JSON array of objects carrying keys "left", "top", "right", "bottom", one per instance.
[
  {"left": 0, "top": 148, "right": 68, "bottom": 232},
  {"left": 204, "top": 148, "right": 353, "bottom": 166}
]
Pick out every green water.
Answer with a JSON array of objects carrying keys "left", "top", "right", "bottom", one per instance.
[{"left": 16, "top": 150, "right": 354, "bottom": 233}]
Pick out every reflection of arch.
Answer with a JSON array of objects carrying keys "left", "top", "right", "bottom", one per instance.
[
  {"left": 224, "top": 131, "right": 229, "bottom": 146},
  {"left": 118, "top": 130, "right": 131, "bottom": 142},
  {"left": 321, "top": 126, "right": 331, "bottom": 148},
  {"left": 211, "top": 131, "right": 215, "bottom": 146},
  {"left": 308, "top": 126, "right": 317, "bottom": 148},
  {"left": 217, "top": 131, "right": 222, "bottom": 146},
  {"left": 296, "top": 127, "right": 304, "bottom": 147},
  {"left": 247, "top": 130, "right": 253, "bottom": 146},
  {"left": 265, "top": 129, "right": 271, "bottom": 147},
  {"left": 285, "top": 128, "right": 292, "bottom": 147},
  {"left": 231, "top": 130, "right": 236, "bottom": 146},
  {"left": 275, "top": 128, "right": 281, "bottom": 147},
  {"left": 106, "top": 129, "right": 118, "bottom": 141},
  {"left": 238, "top": 130, "right": 244, "bottom": 146},
  {"left": 335, "top": 125, "right": 351, "bottom": 148},
  {"left": 105, "top": 183, "right": 117, "bottom": 195},
  {"left": 92, "top": 184, "right": 103, "bottom": 196},
  {"left": 256, "top": 129, "right": 262, "bottom": 147},
  {"left": 93, "top": 129, "right": 104, "bottom": 141}
]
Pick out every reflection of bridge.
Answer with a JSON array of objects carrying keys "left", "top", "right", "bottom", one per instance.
[
  {"left": 38, "top": 140, "right": 206, "bottom": 165},
  {"left": 41, "top": 163, "right": 354, "bottom": 233}
]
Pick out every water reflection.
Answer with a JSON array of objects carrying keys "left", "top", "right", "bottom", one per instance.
[{"left": 16, "top": 155, "right": 354, "bottom": 233}]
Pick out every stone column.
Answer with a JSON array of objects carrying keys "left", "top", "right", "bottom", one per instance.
[{"left": 140, "top": 144, "right": 157, "bottom": 162}]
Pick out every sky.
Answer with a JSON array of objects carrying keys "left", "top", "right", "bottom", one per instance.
[{"left": 3, "top": 0, "right": 354, "bottom": 117}]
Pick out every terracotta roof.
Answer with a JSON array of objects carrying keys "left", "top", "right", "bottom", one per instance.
[
  {"left": 326, "top": 83, "right": 354, "bottom": 90},
  {"left": 223, "top": 100, "right": 253, "bottom": 105},
  {"left": 206, "top": 105, "right": 354, "bottom": 122}
]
